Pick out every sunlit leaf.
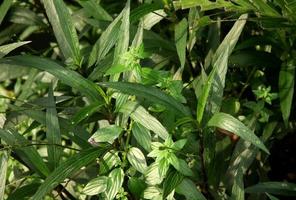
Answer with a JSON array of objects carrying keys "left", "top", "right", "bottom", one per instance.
[
  {"left": 104, "top": 168, "right": 124, "bottom": 200},
  {"left": 208, "top": 112, "right": 269, "bottom": 153},
  {"left": 42, "top": 0, "right": 81, "bottom": 65},
  {"left": 127, "top": 147, "right": 147, "bottom": 173},
  {"left": 83, "top": 176, "right": 108, "bottom": 195},
  {"left": 100, "top": 82, "right": 190, "bottom": 117},
  {"left": 120, "top": 101, "right": 168, "bottom": 140}
]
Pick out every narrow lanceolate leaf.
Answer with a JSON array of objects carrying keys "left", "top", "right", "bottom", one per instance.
[
  {"left": 0, "top": 129, "right": 50, "bottom": 177},
  {"left": 113, "top": 0, "right": 130, "bottom": 66},
  {"left": 88, "top": 13, "right": 122, "bottom": 67},
  {"left": 163, "top": 170, "right": 184, "bottom": 199},
  {"left": 0, "top": 151, "right": 8, "bottom": 200},
  {"left": 175, "top": 178, "right": 207, "bottom": 200},
  {"left": 105, "top": 168, "right": 124, "bottom": 200},
  {"left": 208, "top": 112, "right": 269, "bottom": 154},
  {"left": 88, "top": 125, "right": 122, "bottom": 144},
  {"left": 175, "top": 18, "right": 188, "bottom": 69},
  {"left": 206, "top": 14, "right": 247, "bottom": 117},
  {"left": 0, "top": 0, "right": 13, "bottom": 25},
  {"left": 120, "top": 101, "right": 168, "bottom": 140},
  {"left": 32, "top": 147, "right": 107, "bottom": 200},
  {"left": 127, "top": 147, "right": 147, "bottom": 173},
  {"left": 279, "top": 61, "right": 295, "bottom": 126},
  {"left": 0, "top": 56, "right": 105, "bottom": 103},
  {"left": 196, "top": 48, "right": 228, "bottom": 124},
  {"left": 231, "top": 168, "right": 244, "bottom": 200},
  {"left": 71, "top": 102, "right": 103, "bottom": 125},
  {"left": 46, "top": 85, "right": 62, "bottom": 170},
  {"left": 100, "top": 82, "right": 190, "bottom": 117},
  {"left": 42, "top": 0, "right": 81, "bottom": 65},
  {"left": 245, "top": 182, "right": 296, "bottom": 196},
  {"left": 0, "top": 41, "right": 31, "bottom": 58},
  {"left": 83, "top": 176, "right": 108, "bottom": 195},
  {"left": 78, "top": 0, "right": 112, "bottom": 21}
]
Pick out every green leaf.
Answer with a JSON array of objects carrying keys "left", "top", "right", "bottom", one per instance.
[
  {"left": 132, "top": 122, "right": 152, "bottom": 152},
  {"left": 127, "top": 147, "right": 147, "bottom": 173},
  {"left": 7, "top": 183, "right": 40, "bottom": 200},
  {"left": 0, "top": 129, "right": 50, "bottom": 177},
  {"left": 266, "top": 193, "right": 280, "bottom": 200},
  {"left": 172, "top": 139, "right": 187, "bottom": 150},
  {"left": 196, "top": 48, "right": 229, "bottom": 124},
  {"left": 0, "top": 0, "right": 13, "bottom": 25},
  {"left": 207, "top": 112, "right": 269, "bottom": 154},
  {"left": 32, "top": 147, "right": 107, "bottom": 200},
  {"left": 279, "top": 61, "right": 295, "bottom": 126},
  {"left": 89, "top": 125, "right": 122, "bottom": 144},
  {"left": 120, "top": 101, "right": 168, "bottom": 140},
  {"left": 245, "top": 182, "right": 296, "bottom": 196},
  {"left": 231, "top": 168, "right": 244, "bottom": 200},
  {"left": 71, "top": 102, "right": 103, "bottom": 125},
  {"left": 88, "top": 13, "right": 122, "bottom": 67},
  {"left": 46, "top": 85, "right": 62, "bottom": 170},
  {"left": 168, "top": 154, "right": 193, "bottom": 177},
  {"left": 145, "top": 162, "right": 163, "bottom": 185},
  {"left": 204, "top": 14, "right": 248, "bottom": 118},
  {"left": 0, "top": 151, "right": 8, "bottom": 200},
  {"left": 175, "top": 18, "right": 188, "bottom": 69},
  {"left": 112, "top": 0, "right": 130, "bottom": 67},
  {"left": 78, "top": 0, "right": 112, "bottom": 21},
  {"left": 175, "top": 178, "right": 207, "bottom": 200},
  {"left": 83, "top": 176, "right": 108, "bottom": 195},
  {"left": 130, "top": 3, "right": 162, "bottom": 23},
  {"left": 42, "top": 0, "right": 81, "bottom": 65},
  {"left": 99, "top": 150, "right": 121, "bottom": 174},
  {"left": 163, "top": 170, "right": 184, "bottom": 199},
  {"left": 0, "top": 55, "right": 105, "bottom": 103},
  {"left": 0, "top": 41, "right": 31, "bottom": 58},
  {"left": 105, "top": 168, "right": 124, "bottom": 200},
  {"left": 100, "top": 82, "right": 190, "bottom": 117},
  {"left": 128, "top": 177, "right": 146, "bottom": 199}
]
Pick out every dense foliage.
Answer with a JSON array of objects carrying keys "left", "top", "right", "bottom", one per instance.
[{"left": 0, "top": 0, "right": 296, "bottom": 199}]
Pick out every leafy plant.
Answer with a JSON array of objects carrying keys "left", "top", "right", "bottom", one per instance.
[{"left": 0, "top": 0, "right": 295, "bottom": 199}]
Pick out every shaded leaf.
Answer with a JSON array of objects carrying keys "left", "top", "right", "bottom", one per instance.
[
  {"left": 0, "top": 0, "right": 13, "bottom": 25},
  {"left": 132, "top": 122, "right": 152, "bottom": 152},
  {"left": 175, "top": 178, "right": 207, "bottom": 200},
  {"left": 0, "top": 56, "right": 105, "bottom": 103},
  {"left": 175, "top": 18, "right": 188, "bottom": 69},
  {"left": 32, "top": 147, "right": 108, "bottom": 200},
  {"left": 279, "top": 61, "right": 295, "bottom": 126},
  {"left": 71, "top": 102, "right": 103, "bottom": 125},
  {"left": 0, "top": 129, "right": 50, "bottom": 177},
  {"left": 0, "top": 151, "right": 8, "bottom": 200},
  {"left": 163, "top": 170, "right": 183, "bottom": 199},
  {"left": 46, "top": 85, "right": 62, "bottom": 170},
  {"left": 245, "top": 182, "right": 296, "bottom": 196}
]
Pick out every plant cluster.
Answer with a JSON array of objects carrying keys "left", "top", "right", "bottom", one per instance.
[{"left": 0, "top": 0, "right": 296, "bottom": 199}]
